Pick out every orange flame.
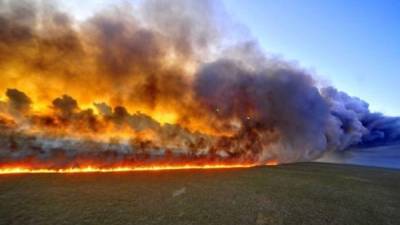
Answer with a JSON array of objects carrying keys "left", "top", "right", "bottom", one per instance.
[{"left": 0, "top": 161, "right": 278, "bottom": 174}]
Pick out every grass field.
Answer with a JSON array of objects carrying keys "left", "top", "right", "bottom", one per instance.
[{"left": 0, "top": 163, "right": 399, "bottom": 225}]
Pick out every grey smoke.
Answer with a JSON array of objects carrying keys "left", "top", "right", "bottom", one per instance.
[
  {"left": 322, "top": 87, "right": 400, "bottom": 148},
  {"left": 6, "top": 88, "right": 32, "bottom": 114}
]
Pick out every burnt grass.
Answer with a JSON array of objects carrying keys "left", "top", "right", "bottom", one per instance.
[{"left": 0, "top": 163, "right": 399, "bottom": 225}]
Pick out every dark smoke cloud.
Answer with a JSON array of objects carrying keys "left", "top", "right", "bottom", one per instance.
[
  {"left": 322, "top": 87, "right": 400, "bottom": 148},
  {"left": 0, "top": 0, "right": 398, "bottom": 168},
  {"left": 361, "top": 114, "right": 400, "bottom": 145},
  {"left": 195, "top": 59, "right": 330, "bottom": 162},
  {"left": 52, "top": 95, "right": 79, "bottom": 117},
  {"left": 6, "top": 88, "right": 32, "bottom": 114}
]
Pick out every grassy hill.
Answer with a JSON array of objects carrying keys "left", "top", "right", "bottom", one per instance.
[{"left": 0, "top": 163, "right": 399, "bottom": 225}]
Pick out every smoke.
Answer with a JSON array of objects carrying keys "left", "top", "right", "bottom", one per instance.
[
  {"left": 52, "top": 95, "right": 79, "bottom": 117},
  {"left": 6, "top": 88, "right": 32, "bottom": 114},
  {"left": 194, "top": 59, "right": 330, "bottom": 162},
  {"left": 0, "top": 0, "right": 398, "bottom": 169},
  {"left": 322, "top": 87, "right": 400, "bottom": 148}
]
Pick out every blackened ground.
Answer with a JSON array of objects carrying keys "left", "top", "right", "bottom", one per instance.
[{"left": 0, "top": 163, "right": 399, "bottom": 225}]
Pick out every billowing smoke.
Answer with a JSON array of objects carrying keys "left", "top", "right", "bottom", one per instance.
[
  {"left": 0, "top": 0, "right": 398, "bottom": 169},
  {"left": 5, "top": 89, "right": 32, "bottom": 115},
  {"left": 322, "top": 87, "right": 400, "bottom": 148}
]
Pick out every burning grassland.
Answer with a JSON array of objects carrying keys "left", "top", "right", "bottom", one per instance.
[{"left": 0, "top": 0, "right": 399, "bottom": 172}]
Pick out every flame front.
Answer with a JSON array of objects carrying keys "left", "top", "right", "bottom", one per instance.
[{"left": 0, "top": 161, "right": 278, "bottom": 175}]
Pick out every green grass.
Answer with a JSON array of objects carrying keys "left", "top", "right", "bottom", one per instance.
[{"left": 0, "top": 163, "right": 399, "bottom": 225}]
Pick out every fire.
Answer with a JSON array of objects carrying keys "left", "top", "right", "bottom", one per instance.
[
  {"left": 0, "top": 1, "right": 288, "bottom": 170},
  {"left": 0, "top": 162, "right": 278, "bottom": 175}
]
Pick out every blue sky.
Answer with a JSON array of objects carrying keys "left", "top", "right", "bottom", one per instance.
[
  {"left": 222, "top": 0, "right": 400, "bottom": 116},
  {"left": 62, "top": 0, "right": 399, "bottom": 116}
]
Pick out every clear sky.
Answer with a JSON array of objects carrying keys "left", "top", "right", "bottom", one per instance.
[
  {"left": 62, "top": 0, "right": 399, "bottom": 116},
  {"left": 222, "top": 0, "right": 400, "bottom": 116}
]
